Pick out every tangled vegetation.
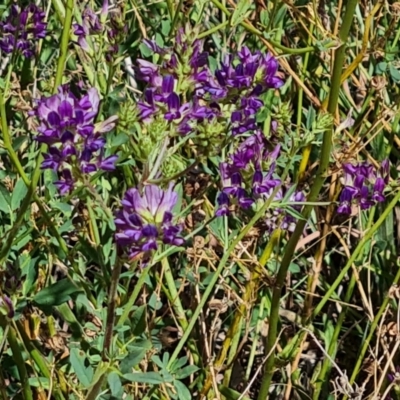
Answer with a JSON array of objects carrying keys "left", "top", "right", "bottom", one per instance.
[{"left": 0, "top": 0, "right": 400, "bottom": 399}]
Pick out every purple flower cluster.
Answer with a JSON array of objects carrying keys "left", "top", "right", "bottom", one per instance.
[
  {"left": 136, "top": 30, "right": 283, "bottom": 138},
  {"left": 33, "top": 85, "right": 118, "bottom": 194},
  {"left": 136, "top": 36, "right": 218, "bottom": 136},
  {"left": 203, "top": 48, "right": 284, "bottom": 135},
  {"left": 73, "top": 0, "right": 126, "bottom": 61},
  {"left": 216, "top": 130, "right": 305, "bottom": 232},
  {"left": 216, "top": 131, "right": 280, "bottom": 214},
  {"left": 337, "top": 160, "right": 389, "bottom": 214},
  {"left": 115, "top": 183, "right": 184, "bottom": 263},
  {"left": 0, "top": 4, "right": 47, "bottom": 58},
  {"left": 73, "top": 7, "right": 104, "bottom": 51}
]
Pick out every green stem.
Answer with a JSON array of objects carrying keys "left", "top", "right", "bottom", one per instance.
[
  {"left": 103, "top": 259, "right": 123, "bottom": 360},
  {"left": 117, "top": 264, "right": 147, "bottom": 327},
  {"left": 117, "top": 219, "right": 216, "bottom": 328},
  {"left": 161, "top": 258, "right": 200, "bottom": 364},
  {"left": 51, "top": 0, "right": 66, "bottom": 22},
  {"left": 0, "top": 92, "right": 30, "bottom": 185},
  {"left": 313, "top": 208, "right": 376, "bottom": 398},
  {"left": 6, "top": 323, "right": 33, "bottom": 400},
  {"left": 256, "top": 0, "right": 359, "bottom": 397},
  {"left": 6, "top": 320, "right": 64, "bottom": 400},
  {"left": 166, "top": 162, "right": 293, "bottom": 370},
  {"left": 312, "top": 191, "right": 400, "bottom": 319},
  {"left": 87, "top": 197, "right": 101, "bottom": 246},
  {"left": 313, "top": 273, "right": 357, "bottom": 399},
  {"left": 26, "top": 0, "right": 73, "bottom": 253},
  {"left": 209, "top": 0, "right": 336, "bottom": 54},
  {"left": 88, "top": 260, "right": 123, "bottom": 400},
  {"left": 170, "top": 0, "right": 184, "bottom": 36},
  {"left": 0, "top": 89, "right": 68, "bottom": 262},
  {"left": 54, "top": 0, "right": 73, "bottom": 90},
  {"left": 0, "top": 0, "right": 73, "bottom": 262},
  {"left": 245, "top": 296, "right": 266, "bottom": 380},
  {"left": 349, "top": 259, "right": 400, "bottom": 387},
  {"left": 161, "top": 258, "right": 189, "bottom": 329},
  {"left": 198, "top": 21, "right": 229, "bottom": 39},
  {"left": 296, "top": 25, "right": 314, "bottom": 183}
]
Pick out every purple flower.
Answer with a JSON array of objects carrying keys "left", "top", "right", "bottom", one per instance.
[
  {"left": 0, "top": 295, "right": 14, "bottom": 319},
  {"left": 224, "top": 172, "right": 243, "bottom": 197},
  {"left": 231, "top": 111, "right": 257, "bottom": 135},
  {"left": 165, "top": 93, "right": 182, "bottom": 121},
  {"left": 73, "top": 1, "right": 106, "bottom": 51},
  {"left": 142, "top": 39, "right": 167, "bottom": 56},
  {"left": 115, "top": 183, "right": 185, "bottom": 264},
  {"left": 33, "top": 85, "right": 118, "bottom": 194},
  {"left": 216, "top": 192, "right": 230, "bottom": 216},
  {"left": 261, "top": 188, "right": 306, "bottom": 233},
  {"left": 252, "top": 166, "right": 281, "bottom": 196},
  {"left": 260, "top": 53, "right": 284, "bottom": 89},
  {"left": 138, "top": 89, "right": 158, "bottom": 120},
  {"left": 154, "top": 75, "right": 175, "bottom": 102},
  {"left": 337, "top": 186, "right": 357, "bottom": 214},
  {"left": 99, "top": 155, "right": 118, "bottom": 171},
  {"left": 216, "top": 131, "right": 283, "bottom": 217},
  {"left": 238, "top": 46, "right": 261, "bottom": 64},
  {"left": 54, "top": 170, "right": 75, "bottom": 195},
  {"left": 388, "top": 366, "right": 400, "bottom": 384},
  {"left": 0, "top": 4, "right": 47, "bottom": 58},
  {"left": 372, "top": 178, "right": 385, "bottom": 202},
  {"left": 136, "top": 59, "right": 161, "bottom": 86},
  {"left": 218, "top": 165, "right": 255, "bottom": 211},
  {"left": 237, "top": 188, "right": 254, "bottom": 208},
  {"left": 337, "top": 160, "right": 389, "bottom": 214},
  {"left": 204, "top": 48, "right": 283, "bottom": 100}
]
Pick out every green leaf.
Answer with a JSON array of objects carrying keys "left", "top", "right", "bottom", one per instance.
[
  {"left": 230, "top": 0, "right": 252, "bottom": 26},
  {"left": 139, "top": 43, "right": 152, "bottom": 57},
  {"left": 111, "top": 132, "right": 128, "bottom": 147},
  {"left": 174, "top": 365, "right": 199, "bottom": 380},
  {"left": 70, "top": 348, "right": 93, "bottom": 388},
  {"left": 161, "top": 20, "right": 171, "bottom": 36},
  {"left": 260, "top": 10, "right": 269, "bottom": 26},
  {"left": 0, "top": 188, "right": 10, "bottom": 214},
  {"left": 174, "top": 380, "right": 192, "bottom": 400},
  {"left": 389, "top": 63, "right": 400, "bottom": 82},
  {"left": 170, "top": 356, "right": 188, "bottom": 371},
  {"left": 123, "top": 371, "right": 164, "bottom": 385},
  {"left": 11, "top": 178, "right": 28, "bottom": 211},
  {"left": 52, "top": 201, "right": 73, "bottom": 216},
  {"left": 273, "top": 4, "right": 287, "bottom": 24},
  {"left": 32, "top": 279, "right": 82, "bottom": 307},
  {"left": 28, "top": 377, "right": 50, "bottom": 389},
  {"left": 376, "top": 61, "right": 387, "bottom": 75},
  {"left": 107, "top": 371, "right": 122, "bottom": 397},
  {"left": 78, "top": 237, "right": 104, "bottom": 266},
  {"left": 281, "top": 184, "right": 297, "bottom": 203},
  {"left": 148, "top": 292, "right": 162, "bottom": 311},
  {"left": 284, "top": 206, "right": 306, "bottom": 221},
  {"left": 22, "top": 256, "right": 38, "bottom": 296},
  {"left": 120, "top": 346, "right": 148, "bottom": 374},
  {"left": 289, "top": 262, "right": 300, "bottom": 273},
  {"left": 155, "top": 33, "right": 164, "bottom": 50},
  {"left": 218, "top": 385, "right": 252, "bottom": 400},
  {"left": 151, "top": 355, "right": 164, "bottom": 369}
]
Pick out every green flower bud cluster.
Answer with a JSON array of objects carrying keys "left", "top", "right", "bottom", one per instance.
[{"left": 161, "top": 153, "right": 187, "bottom": 178}]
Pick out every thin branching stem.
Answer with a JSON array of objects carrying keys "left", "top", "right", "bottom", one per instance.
[{"left": 256, "top": 0, "right": 359, "bottom": 397}]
